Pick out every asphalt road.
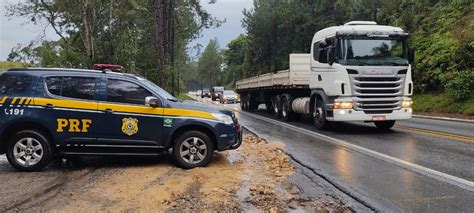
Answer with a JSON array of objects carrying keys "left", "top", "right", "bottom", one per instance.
[{"left": 221, "top": 102, "right": 474, "bottom": 212}]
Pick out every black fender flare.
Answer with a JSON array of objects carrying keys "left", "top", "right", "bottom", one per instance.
[{"left": 310, "top": 89, "right": 329, "bottom": 114}]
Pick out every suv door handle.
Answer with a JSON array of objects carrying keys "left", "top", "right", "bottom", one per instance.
[
  {"left": 44, "top": 104, "right": 54, "bottom": 109},
  {"left": 104, "top": 108, "right": 113, "bottom": 114}
]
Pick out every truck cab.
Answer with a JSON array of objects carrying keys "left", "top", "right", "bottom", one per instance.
[
  {"left": 309, "top": 21, "right": 414, "bottom": 129},
  {"left": 236, "top": 21, "right": 414, "bottom": 130},
  {"left": 210, "top": 86, "right": 225, "bottom": 101}
]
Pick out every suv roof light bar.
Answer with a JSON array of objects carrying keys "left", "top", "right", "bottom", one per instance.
[{"left": 92, "top": 64, "right": 124, "bottom": 73}]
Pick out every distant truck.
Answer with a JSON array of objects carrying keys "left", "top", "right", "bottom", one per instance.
[
  {"left": 210, "top": 86, "right": 224, "bottom": 101},
  {"left": 236, "top": 21, "right": 414, "bottom": 130},
  {"left": 201, "top": 89, "right": 211, "bottom": 98}
]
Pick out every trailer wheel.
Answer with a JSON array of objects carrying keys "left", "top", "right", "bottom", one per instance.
[
  {"left": 272, "top": 96, "right": 281, "bottom": 118},
  {"left": 244, "top": 99, "right": 250, "bottom": 111},
  {"left": 313, "top": 98, "right": 330, "bottom": 130},
  {"left": 265, "top": 101, "right": 273, "bottom": 114},
  {"left": 281, "top": 96, "right": 292, "bottom": 121},
  {"left": 240, "top": 96, "right": 247, "bottom": 111}
]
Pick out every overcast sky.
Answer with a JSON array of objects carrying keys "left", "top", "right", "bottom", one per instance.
[{"left": 0, "top": 0, "right": 253, "bottom": 61}]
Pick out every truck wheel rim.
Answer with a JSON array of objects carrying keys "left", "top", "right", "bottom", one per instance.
[
  {"left": 314, "top": 104, "right": 323, "bottom": 124},
  {"left": 180, "top": 137, "right": 207, "bottom": 164},
  {"left": 13, "top": 137, "right": 43, "bottom": 166}
]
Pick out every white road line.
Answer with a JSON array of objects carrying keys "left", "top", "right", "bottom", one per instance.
[
  {"left": 234, "top": 108, "right": 474, "bottom": 193},
  {"left": 413, "top": 114, "right": 474, "bottom": 124}
]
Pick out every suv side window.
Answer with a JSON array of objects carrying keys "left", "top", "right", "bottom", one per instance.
[
  {"left": 45, "top": 76, "right": 96, "bottom": 100},
  {"left": 45, "top": 77, "right": 62, "bottom": 96},
  {"left": 106, "top": 79, "right": 152, "bottom": 105},
  {"left": 0, "top": 74, "right": 33, "bottom": 95}
]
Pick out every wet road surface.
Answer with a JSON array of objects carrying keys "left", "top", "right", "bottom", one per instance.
[{"left": 221, "top": 102, "right": 474, "bottom": 212}]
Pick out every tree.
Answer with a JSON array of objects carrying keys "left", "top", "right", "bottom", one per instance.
[
  {"left": 222, "top": 34, "right": 250, "bottom": 88},
  {"left": 5, "top": 0, "right": 222, "bottom": 94},
  {"left": 197, "top": 39, "right": 222, "bottom": 88}
]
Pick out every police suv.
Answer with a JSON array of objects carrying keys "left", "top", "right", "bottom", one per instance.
[{"left": 0, "top": 68, "right": 242, "bottom": 171}]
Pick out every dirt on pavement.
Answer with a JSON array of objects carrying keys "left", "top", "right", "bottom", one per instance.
[{"left": 0, "top": 131, "right": 351, "bottom": 212}]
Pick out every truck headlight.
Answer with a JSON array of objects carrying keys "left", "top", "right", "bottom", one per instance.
[
  {"left": 402, "top": 100, "right": 413, "bottom": 108},
  {"left": 211, "top": 113, "right": 234, "bottom": 125},
  {"left": 331, "top": 102, "right": 353, "bottom": 109}
]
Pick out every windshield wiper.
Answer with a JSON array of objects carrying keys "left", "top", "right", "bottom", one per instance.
[
  {"left": 167, "top": 98, "right": 178, "bottom": 102},
  {"left": 369, "top": 62, "right": 407, "bottom": 66},
  {"left": 349, "top": 60, "right": 371, "bottom": 66},
  {"left": 382, "top": 62, "right": 407, "bottom": 66}
]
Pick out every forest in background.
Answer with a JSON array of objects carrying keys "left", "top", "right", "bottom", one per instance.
[
  {"left": 2, "top": 0, "right": 473, "bottom": 114},
  {"left": 221, "top": 0, "right": 473, "bottom": 101},
  {"left": 4, "top": 0, "right": 222, "bottom": 95}
]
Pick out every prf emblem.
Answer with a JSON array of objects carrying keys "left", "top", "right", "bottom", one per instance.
[{"left": 122, "top": 117, "right": 139, "bottom": 136}]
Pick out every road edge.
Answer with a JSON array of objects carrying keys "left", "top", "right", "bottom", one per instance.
[
  {"left": 413, "top": 114, "right": 474, "bottom": 123},
  {"left": 241, "top": 126, "right": 375, "bottom": 212}
]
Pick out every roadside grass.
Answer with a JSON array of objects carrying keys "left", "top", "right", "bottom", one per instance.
[
  {"left": 413, "top": 93, "right": 474, "bottom": 116},
  {"left": 0, "top": 61, "right": 30, "bottom": 71},
  {"left": 177, "top": 93, "right": 196, "bottom": 101}
]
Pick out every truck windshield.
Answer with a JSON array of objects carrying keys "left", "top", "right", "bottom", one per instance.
[{"left": 337, "top": 38, "right": 408, "bottom": 66}]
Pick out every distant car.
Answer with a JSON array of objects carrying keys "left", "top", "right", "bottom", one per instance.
[
  {"left": 210, "top": 86, "right": 224, "bottom": 101},
  {"left": 220, "top": 90, "right": 239, "bottom": 104},
  {"left": 201, "top": 89, "right": 211, "bottom": 98}
]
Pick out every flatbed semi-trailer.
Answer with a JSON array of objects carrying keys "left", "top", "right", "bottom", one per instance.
[{"left": 236, "top": 21, "right": 414, "bottom": 130}]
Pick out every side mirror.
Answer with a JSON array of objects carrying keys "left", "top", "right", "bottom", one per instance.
[
  {"left": 145, "top": 96, "right": 160, "bottom": 107},
  {"left": 408, "top": 48, "right": 415, "bottom": 65},
  {"left": 318, "top": 49, "right": 328, "bottom": 63},
  {"left": 325, "top": 37, "right": 332, "bottom": 46},
  {"left": 328, "top": 47, "right": 336, "bottom": 65}
]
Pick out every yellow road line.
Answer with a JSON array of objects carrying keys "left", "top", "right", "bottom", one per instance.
[{"left": 395, "top": 125, "right": 474, "bottom": 143}]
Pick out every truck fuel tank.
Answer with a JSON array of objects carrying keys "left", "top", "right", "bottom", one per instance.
[{"left": 292, "top": 97, "right": 311, "bottom": 114}]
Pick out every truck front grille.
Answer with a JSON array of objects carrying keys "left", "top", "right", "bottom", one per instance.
[{"left": 351, "top": 75, "right": 405, "bottom": 113}]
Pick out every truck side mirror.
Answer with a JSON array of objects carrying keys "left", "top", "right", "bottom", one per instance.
[
  {"left": 328, "top": 47, "right": 336, "bottom": 65},
  {"left": 408, "top": 48, "right": 415, "bottom": 65},
  {"left": 318, "top": 49, "right": 328, "bottom": 63},
  {"left": 325, "top": 37, "right": 332, "bottom": 46}
]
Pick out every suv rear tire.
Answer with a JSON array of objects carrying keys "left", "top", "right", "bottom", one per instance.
[
  {"left": 172, "top": 131, "right": 214, "bottom": 169},
  {"left": 6, "top": 130, "right": 54, "bottom": 172}
]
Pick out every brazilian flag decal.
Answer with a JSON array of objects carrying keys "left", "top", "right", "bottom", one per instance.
[{"left": 164, "top": 118, "right": 173, "bottom": 127}]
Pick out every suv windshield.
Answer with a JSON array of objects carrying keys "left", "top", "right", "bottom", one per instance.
[
  {"left": 140, "top": 79, "right": 176, "bottom": 101},
  {"left": 337, "top": 38, "right": 408, "bottom": 66}
]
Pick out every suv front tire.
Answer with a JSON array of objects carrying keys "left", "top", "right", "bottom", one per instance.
[
  {"left": 6, "top": 130, "right": 54, "bottom": 172},
  {"left": 172, "top": 131, "right": 214, "bottom": 169}
]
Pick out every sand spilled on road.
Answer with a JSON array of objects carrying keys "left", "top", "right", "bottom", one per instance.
[{"left": 28, "top": 132, "right": 348, "bottom": 212}]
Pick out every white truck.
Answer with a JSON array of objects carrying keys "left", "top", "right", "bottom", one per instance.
[{"left": 236, "top": 21, "right": 414, "bottom": 130}]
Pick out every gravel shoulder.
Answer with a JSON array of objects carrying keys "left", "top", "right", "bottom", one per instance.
[{"left": 0, "top": 130, "right": 350, "bottom": 212}]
